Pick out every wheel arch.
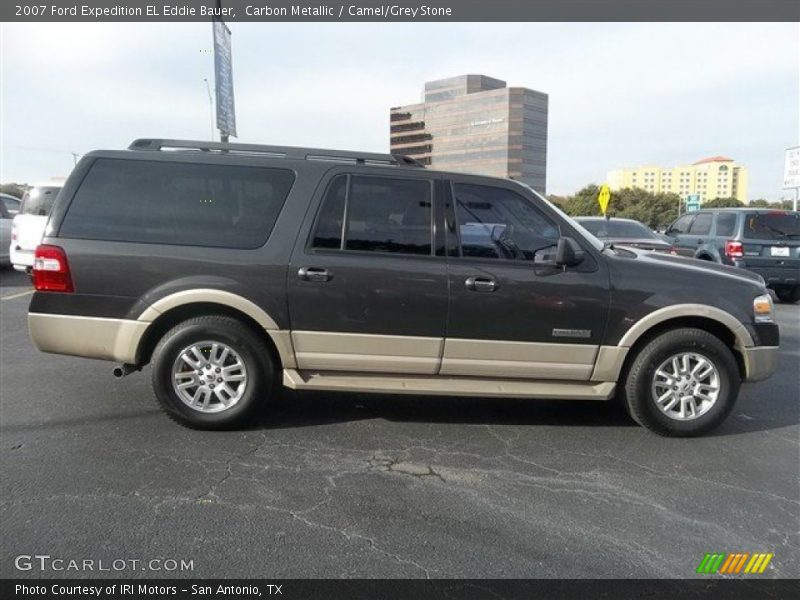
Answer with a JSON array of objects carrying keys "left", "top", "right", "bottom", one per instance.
[
  {"left": 616, "top": 307, "right": 751, "bottom": 382},
  {"left": 134, "top": 293, "right": 294, "bottom": 370}
]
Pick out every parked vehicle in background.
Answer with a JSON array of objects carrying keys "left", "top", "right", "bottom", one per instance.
[
  {"left": 0, "top": 201, "right": 13, "bottom": 266},
  {"left": 27, "top": 139, "right": 779, "bottom": 436},
  {"left": 574, "top": 217, "right": 676, "bottom": 254},
  {"left": 11, "top": 183, "right": 62, "bottom": 272},
  {"left": 664, "top": 209, "right": 800, "bottom": 303},
  {"left": 1, "top": 193, "right": 21, "bottom": 217}
]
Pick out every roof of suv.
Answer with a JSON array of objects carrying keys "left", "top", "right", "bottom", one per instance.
[{"left": 692, "top": 207, "right": 797, "bottom": 213}]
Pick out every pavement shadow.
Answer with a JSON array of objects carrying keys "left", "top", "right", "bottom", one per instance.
[{"left": 256, "top": 389, "right": 637, "bottom": 430}]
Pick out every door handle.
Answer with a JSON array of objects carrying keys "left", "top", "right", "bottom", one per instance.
[
  {"left": 298, "top": 267, "right": 331, "bottom": 282},
  {"left": 697, "top": 239, "right": 704, "bottom": 244},
  {"left": 465, "top": 276, "right": 497, "bottom": 292}
]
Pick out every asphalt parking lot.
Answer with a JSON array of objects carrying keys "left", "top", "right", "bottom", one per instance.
[{"left": 1, "top": 267, "right": 798, "bottom": 579}]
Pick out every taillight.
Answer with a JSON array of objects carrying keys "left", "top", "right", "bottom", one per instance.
[
  {"left": 725, "top": 240, "right": 744, "bottom": 258},
  {"left": 11, "top": 227, "right": 17, "bottom": 242},
  {"left": 32, "top": 244, "right": 74, "bottom": 293},
  {"left": 668, "top": 246, "right": 678, "bottom": 255}
]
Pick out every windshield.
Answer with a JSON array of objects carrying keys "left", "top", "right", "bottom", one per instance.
[
  {"left": 515, "top": 183, "right": 605, "bottom": 251},
  {"left": 578, "top": 219, "right": 658, "bottom": 240},
  {"left": 744, "top": 212, "right": 800, "bottom": 240},
  {"left": 20, "top": 186, "right": 61, "bottom": 216}
]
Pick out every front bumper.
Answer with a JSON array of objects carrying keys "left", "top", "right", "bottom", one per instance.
[{"left": 740, "top": 345, "right": 778, "bottom": 382}]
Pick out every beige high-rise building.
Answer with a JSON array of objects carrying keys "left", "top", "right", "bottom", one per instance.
[
  {"left": 607, "top": 156, "right": 748, "bottom": 203},
  {"left": 390, "top": 75, "right": 549, "bottom": 193}
]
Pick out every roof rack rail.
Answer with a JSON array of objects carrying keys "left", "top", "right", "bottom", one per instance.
[{"left": 128, "top": 139, "right": 425, "bottom": 168}]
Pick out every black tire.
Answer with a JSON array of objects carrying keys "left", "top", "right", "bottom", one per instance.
[
  {"left": 774, "top": 285, "right": 800, "bottom": 304},
  {"left": 620, "top": 328, "right": 740, "bottom": 437},
  {"left": 151, "top": 315, "right": 274, "bottom": 430}
]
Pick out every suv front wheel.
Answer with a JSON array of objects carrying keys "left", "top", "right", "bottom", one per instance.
[
  {"left": 621, "top": 328, "right": 740, "bottom": 437},
  {"left": 151, "top": 315, "right": 274, "bottom": 429}
]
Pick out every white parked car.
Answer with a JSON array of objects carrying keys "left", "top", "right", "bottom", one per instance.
[
  {"left": 11, "top": 183, "right": 62, "bottom": 272},
  {"left": 0, "top": 200, "right": 13, "bottom": 266}
]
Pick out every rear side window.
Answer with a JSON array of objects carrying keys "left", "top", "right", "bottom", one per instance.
[
  {"left": 715, "top": 213, "right": 737, "bottom": 237},
  {"left": 688, "top": 213, "right": 712, "bottom": 235},
  {"left": 21, "top": 186, "right": 61, "bottom": 216},
  {"left": 59, "top": 158, "right": 295, "bottom": 249},
  {"left": 311, "top": 174, "right": 433, "bottom": 256},
  {"left": 744, "top": 212, "right": 800, "bottom": 241}
]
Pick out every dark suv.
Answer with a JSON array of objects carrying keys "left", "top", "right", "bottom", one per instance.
[
  {"left": 664, "top": 208, "right": 800, "bottom": 303},
  {"left": 28, "top": 139, "right": 779, "bottom": 436}
]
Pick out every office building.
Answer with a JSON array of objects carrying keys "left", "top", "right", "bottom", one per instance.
[{"left": 390, "top": 75, "right": 548, "bottom": 192}]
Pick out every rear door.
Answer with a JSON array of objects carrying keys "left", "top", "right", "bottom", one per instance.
[
  {"left": 287, "top": 169, "right": 448, "bottom": 375},
  {"left": 442, "top": 178, "right": 609, "bottom": 381}
]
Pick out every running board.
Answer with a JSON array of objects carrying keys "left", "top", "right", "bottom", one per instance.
[{"left": 283, "top": 369, "right": 615, "bottom": 400}]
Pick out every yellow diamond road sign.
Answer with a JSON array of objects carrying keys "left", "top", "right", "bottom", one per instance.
[{"left": 598, "top": 185, "right": 611, "bottom": 215}]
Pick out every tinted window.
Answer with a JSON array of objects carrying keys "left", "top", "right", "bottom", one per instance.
[
  {"left": 689, "top": 213, "right": 713, "bottom": 235},
  {"left": 21, "top": 186, "right": 60, "bottom": 216},
  {"left": 668, "top": 214, "right": 694, "bottom": 234},
  {"left": 453, "top": 183, "right": 559, "bottom": 260},
  {"left": 715, "top": 213, "right": 737, "bottom": 237},
  {"left": 578, "top": 219, "right": 657, "bottom": 240},
  {"left": 744, "top": 212, "right": 800, "bottom": 240},
  {"left": 312, "top": 175, "right": 433, "bottom": 256},
  {"left": 346, "top": 176, "right": 432, "bottom": 255},
  {"left": 312, "top": 175, "right": 347, "bottom": 249},
  {"left": 60, "top": 158, "right": 295, "bottom": 249}
]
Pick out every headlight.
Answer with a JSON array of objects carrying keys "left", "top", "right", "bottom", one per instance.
[{"left": 753, "top": 293, "right": 774, "bottom": 323}]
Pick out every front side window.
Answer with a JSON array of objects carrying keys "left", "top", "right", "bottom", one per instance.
[
  {"left": 689, "top": 213, "right": 713, "bottom": 235},
  {"left": 311, "top": 175, "right": 433, "bottom": 256},
  {"left": 60, "top": 159, "right": 295, "bottom": 249},
  {"left": 668, "top": 214, "right": 695, "bottom": 234},
  {"left": 452, "top": 183, "right": 559, "bottom": 260}
]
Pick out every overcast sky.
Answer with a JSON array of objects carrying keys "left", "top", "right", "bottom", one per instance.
[{"left": 1, "top": 22, "right": 798, "bottom": 198}]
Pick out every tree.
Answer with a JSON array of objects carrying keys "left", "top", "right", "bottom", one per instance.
[
  {"left": 749, "top": 199, "right": 770, "bottom": 207},
  {"left": 703, "top": 197, "right": 744, "bottom": 208}
]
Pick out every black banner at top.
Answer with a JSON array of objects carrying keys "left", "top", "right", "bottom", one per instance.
[{"left": 4, "top": 0, "right": 800, "bottom": 22}]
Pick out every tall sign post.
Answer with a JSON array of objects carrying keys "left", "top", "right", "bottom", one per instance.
[
  {"left": 212, "top": 13, "right": 236, "bottom": 142},
  {"left": 783, "top": 146, "right": 800, "bottom": 211}
]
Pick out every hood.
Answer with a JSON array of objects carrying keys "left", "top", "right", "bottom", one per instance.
[{"left": 619, "top": 247, "right": 765, "bottom": 286}]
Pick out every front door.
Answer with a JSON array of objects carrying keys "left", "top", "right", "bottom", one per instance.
[
  {"left": 665, "top": 213, "right": 697, "bottom": 257},
  {"left": 287, "top": 171, "right": 448, "bottom": 375},
  {"left": 443, "top": 179, "right": 609, "bottom": 381}
]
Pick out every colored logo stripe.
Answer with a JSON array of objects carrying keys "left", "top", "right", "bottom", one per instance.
[{"left": 697, "top": 553, "right": 773, "bottom": 574}]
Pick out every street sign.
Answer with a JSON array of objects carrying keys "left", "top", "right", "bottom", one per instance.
[
  {"left": 598, "top": 184, "right": 611, "bottom": 215},
  {"left": 784, "top": 146, "right": 800, "bottom": 189},
  {"left": 685, "top": 194, "right": 701, "bottom": 212},
  {"left": 213, "top": 19, "right": 237, "bottom": 138}
]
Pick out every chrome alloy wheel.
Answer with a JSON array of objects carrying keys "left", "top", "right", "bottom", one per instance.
[
  {"left": 171, "top": 341, "right": 248, "bottom": 413},
  {"left": 651, "top": 352, "right": 720, "bottom": 421}
]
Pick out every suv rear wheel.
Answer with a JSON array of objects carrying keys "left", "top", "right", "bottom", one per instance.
[
  {"left": 774, "top": 285, "right": 800, "bottom": 304},
  {"left": 621, "top": 328, "right": 740, "bottom": 437},
  {"left": 151, "top": 315, "right": 274, "bottom": 429}
]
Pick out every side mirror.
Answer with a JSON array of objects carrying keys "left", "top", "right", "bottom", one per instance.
[{"left": 555, "top": 236, "right": 585, "bottom": 267}]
